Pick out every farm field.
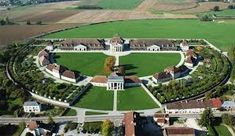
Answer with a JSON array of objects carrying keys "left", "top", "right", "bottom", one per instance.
[
  {"left": 175, "top": 2, "right": 230, "bottom": 14},
  {"left": 120, "top": 53, "right": 180, "bottom": 76},
  {"left": 0, "top": 23, "right": 80, "bottom": 47},
  {"left": 200, "top": 9, "right": 235, "bottom": 17},
  {"left": 74, "top": 87, "right": 113, "bottom": 110},
  {"left": 97, "top": 0, "right": 144, "bottom": 9},
  {"left": 55, "top": 53, "right": 108, "bottom": 76},
  {"left": 45, "top": 19, "right": 235, "bottom": 51},
  {"left": 117, "top": 87, "right": 158, "bottom": 110},
  {"left": 152, "top": 0, "right": 197, "bottom": 12}
]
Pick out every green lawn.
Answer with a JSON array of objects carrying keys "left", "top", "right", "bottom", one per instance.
[
  {"left": 120, "top": 53, "right": 180, "bottom": 76},
  {"left": 214, "top": 124, "right": 232, "bottom": 136},
  {"left": 97, "top": 0, "right": 143, "bottom": 9},
  {"left": 74, "top": 87, "right": 113, "bottom": 110},
  {"left": 85, "top": 111, "right": 108, "bottom": 115},
  {"left": 45, "top": 19, "right": 235, "bottom": 51},
  {"left": 117, "top": 87, "right": 159, "bottom": 110},
  {"left": 55, "top": 53, "right": 107, "bottom": 76}
]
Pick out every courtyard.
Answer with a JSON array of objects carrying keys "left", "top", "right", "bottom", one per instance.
[
  {"left": 117, "top": 87, "right": 159, "bottom": 110},
  {"left": 55, "top": 53, "right": 108, "bottom": 76},
  {"left": 119, "top": 53, "right": 181, "bottom": 77},
  {"left": 74, "top": 86, "right": 114, "bottom": 110}
]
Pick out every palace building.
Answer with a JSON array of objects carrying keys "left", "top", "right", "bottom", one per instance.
[
  {"left": 109, "top": 34, "right": 125, "bottom": 52},
  {"left": 107, "top": 73, "right": 124, "bottom": 90}
]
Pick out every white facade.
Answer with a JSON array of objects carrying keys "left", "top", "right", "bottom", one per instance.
[
  {"left": 180, "top": 42, "right": 189, "bottom": 52},
  {"left": 107, "top": 81, "right": 124, "bottom": 90},
  {"left": 184, "top": 62, "right": 194, "bottom": 69},
  {"left": 23, "top": 101, "right": 41, "bottom": 113},
  {"left": 147, "top": 45, "right": 160, "bottom": 51},
  {"left": 91, "top": 82, "right": 107, "bottom": 87},
  {"left": 107, "top": 75, "right": 124, "bottom": 90},
  {"left": 46, "top": 68, "right": 61, "bottom": 79},
  {"left": 74, "top": 44, "right": 87, "bottom": 51},
  {"left": 110, "top": 43, "right": 123, "bottom": 52},
  {"left": 61, "top": 75, "right": 76, "bottom": 83},
  {"left": 46, "top": 45, "right": 54, "bottom": 51},
  {"left": 165, "top": 107, "right": 217, "bottom": 114}
]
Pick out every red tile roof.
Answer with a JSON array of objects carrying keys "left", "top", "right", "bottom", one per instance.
[
  {"left": 166, "top": 99, "right": 222, "bottom": 110},
  {"left": 38, "top": 49, "right": 49, "bottom": 58},
  {"left": 153, "top": 71, "right": 172, "bottom": 80},
  {"left": 211, "top": 98, "right": 222, "bottom": 108},
  {"left": 91, "top": 76, "right": 107, "bottom": 83},
  {"left": 27, "top": 121, "right": 38, "bottom": 130},
  {"left": 125, "top": 76, "right": 141, "bottom": 83},
  {"left": 62, "top": 70, "right": 76, "bottom": 79},
  {"left": 123, "top": 112, "right": 140, "bottom": 136},
  {"left": 110, "top": 34, "right": 125, "bottom": 44},
  {"left": 166, "top": 127, "right": 195, "bottom": 135}
]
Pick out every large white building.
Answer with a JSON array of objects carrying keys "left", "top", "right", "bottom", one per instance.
[
  {"left": 165, "top": 98, "right": 222, "bottom": 114},
  {"left": 107, "top": 73, "right": 124, "bottom": 90},
  {"left": 23, "top": 101, "right": 41, "bottom": 113},
  {"left": 109, "top": 34, "right": 125, "bottom": 52}
]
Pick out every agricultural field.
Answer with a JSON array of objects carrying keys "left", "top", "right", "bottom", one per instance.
[
  {"left": 97, "top": 0, "right": 144, "bottom": 9},
  {"left": 120, "top": 53, "right": 180, "bottom": 76},
  {"left": 55, "top": 53, "right": 108, "bottom": 76},
  {"left": 117, "top": 87, "right": 158, "bottom": 110},
  {"left": 45, "top": 19, "right": 235, "bottom": 51},
  {"left": 74, "top": 87, "right": 113, "bottom": 110},
  {"left": 152, "top": 0, "right": 197, "bottom": 12},
  {"left": 200, "top": 9, "right": 235, "bottom": 17},
  {"left": 0, "top": 23, "right": 79, "bottom": 47},
  {"left": 175, "top": 2, "right": 230, "bottom": 14}
]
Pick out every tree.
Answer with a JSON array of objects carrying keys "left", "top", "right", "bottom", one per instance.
[
  {"left": 101, "top": 120, "right": 114, "bottom": 136},
  {"left": 36, "top": 20, "right": 42, "bottom": 25},
  {"left": 48, "top": 116, "right": 55, "bottom": 125},
  {"left": 26, "top": 132, "right": 34, "bottom": 136},
  {"left": 228, "top": 5, "right": 234, "bottom": 9},
  {"left": 199, "top": 108, "right": 214, "bottom": 127},
  {"left": 213, "top": 6, "right": 220, "bottom": 11},
  {"left": 221, "top": 113, "right": 235, "bottom": 126},
  {"left": 200, "top": 14, "right": 213, "bottom": 22},
  {"left": 26, "top": 20, "right": 31, "bottom": 25}
]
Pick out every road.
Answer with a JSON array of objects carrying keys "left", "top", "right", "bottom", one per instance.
[
  {"left": 2, "top": 111, "right": 235, "bottom": 124},
  {"left": 0, "top": 115, "right": 124, "bottom": 124}
]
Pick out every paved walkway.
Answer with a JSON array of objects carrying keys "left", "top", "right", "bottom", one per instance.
[{"left": 113, "top": 90, "right": 117, "bottom": 111}]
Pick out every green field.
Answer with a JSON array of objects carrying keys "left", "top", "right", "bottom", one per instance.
[
  {"left": 45, "top": 19, "right": 235, "bottom": 51},
  {"left": 74, "top": 87, "right": 113, "bottom": 110},
  {"left": 214, "top": 124, "right": 232, "bottom": 136},
  {"left": 120, "top": 53, "right": 180, "bottom": 76},
  {"left": 117, "top": 87, "right": 159, "bottom": 110},
  {"left": 97, "top": 0, "right": 143, "bottom": 9},
  {"left": 55, "top": 53, "right": 107, "bottom": 76},
  {"left": 201, "top": 9, "right": 235, "bottom": 17}
]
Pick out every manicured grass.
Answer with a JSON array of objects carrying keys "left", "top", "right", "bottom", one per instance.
[
  {"left": 214, "top": 124, "right": 232, "bottom": 136},
  {"left": 120, "top": 53, "right": 180, "bottom": 76},
  {"left": 85, "top": 111, "right": 108, "bottom": 115},
  {"left": 74, "top": 87, "right": 113, "bottom": 110},
  {"left": 45, "top": 19, "right": 235, "bottom": 51},
  {"left": 55, "top": 53, "right": 107, "bottom": 76},
  {"left": 97, "top": 0, "right": 143, "bottom": 9},
  {"left": 63, "top": 108, "right": 77, "bottom": 116},
  {"left": 117, "top": 87, "right": 158, "bottom": 110}
]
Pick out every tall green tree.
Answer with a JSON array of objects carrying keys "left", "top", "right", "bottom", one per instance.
[
  {"left": 101, "top": 120, "right": 114, "bottom": 136},
  {"left": 221, "top": 113, "right": 234, "bottom": 126},
  {"left": 199, "top": 108, "right": 214, "bottom": 127}
]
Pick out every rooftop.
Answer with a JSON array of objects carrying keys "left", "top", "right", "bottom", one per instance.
[{"left": 24, "top": 101, "right": 40, "bottom": 107}]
